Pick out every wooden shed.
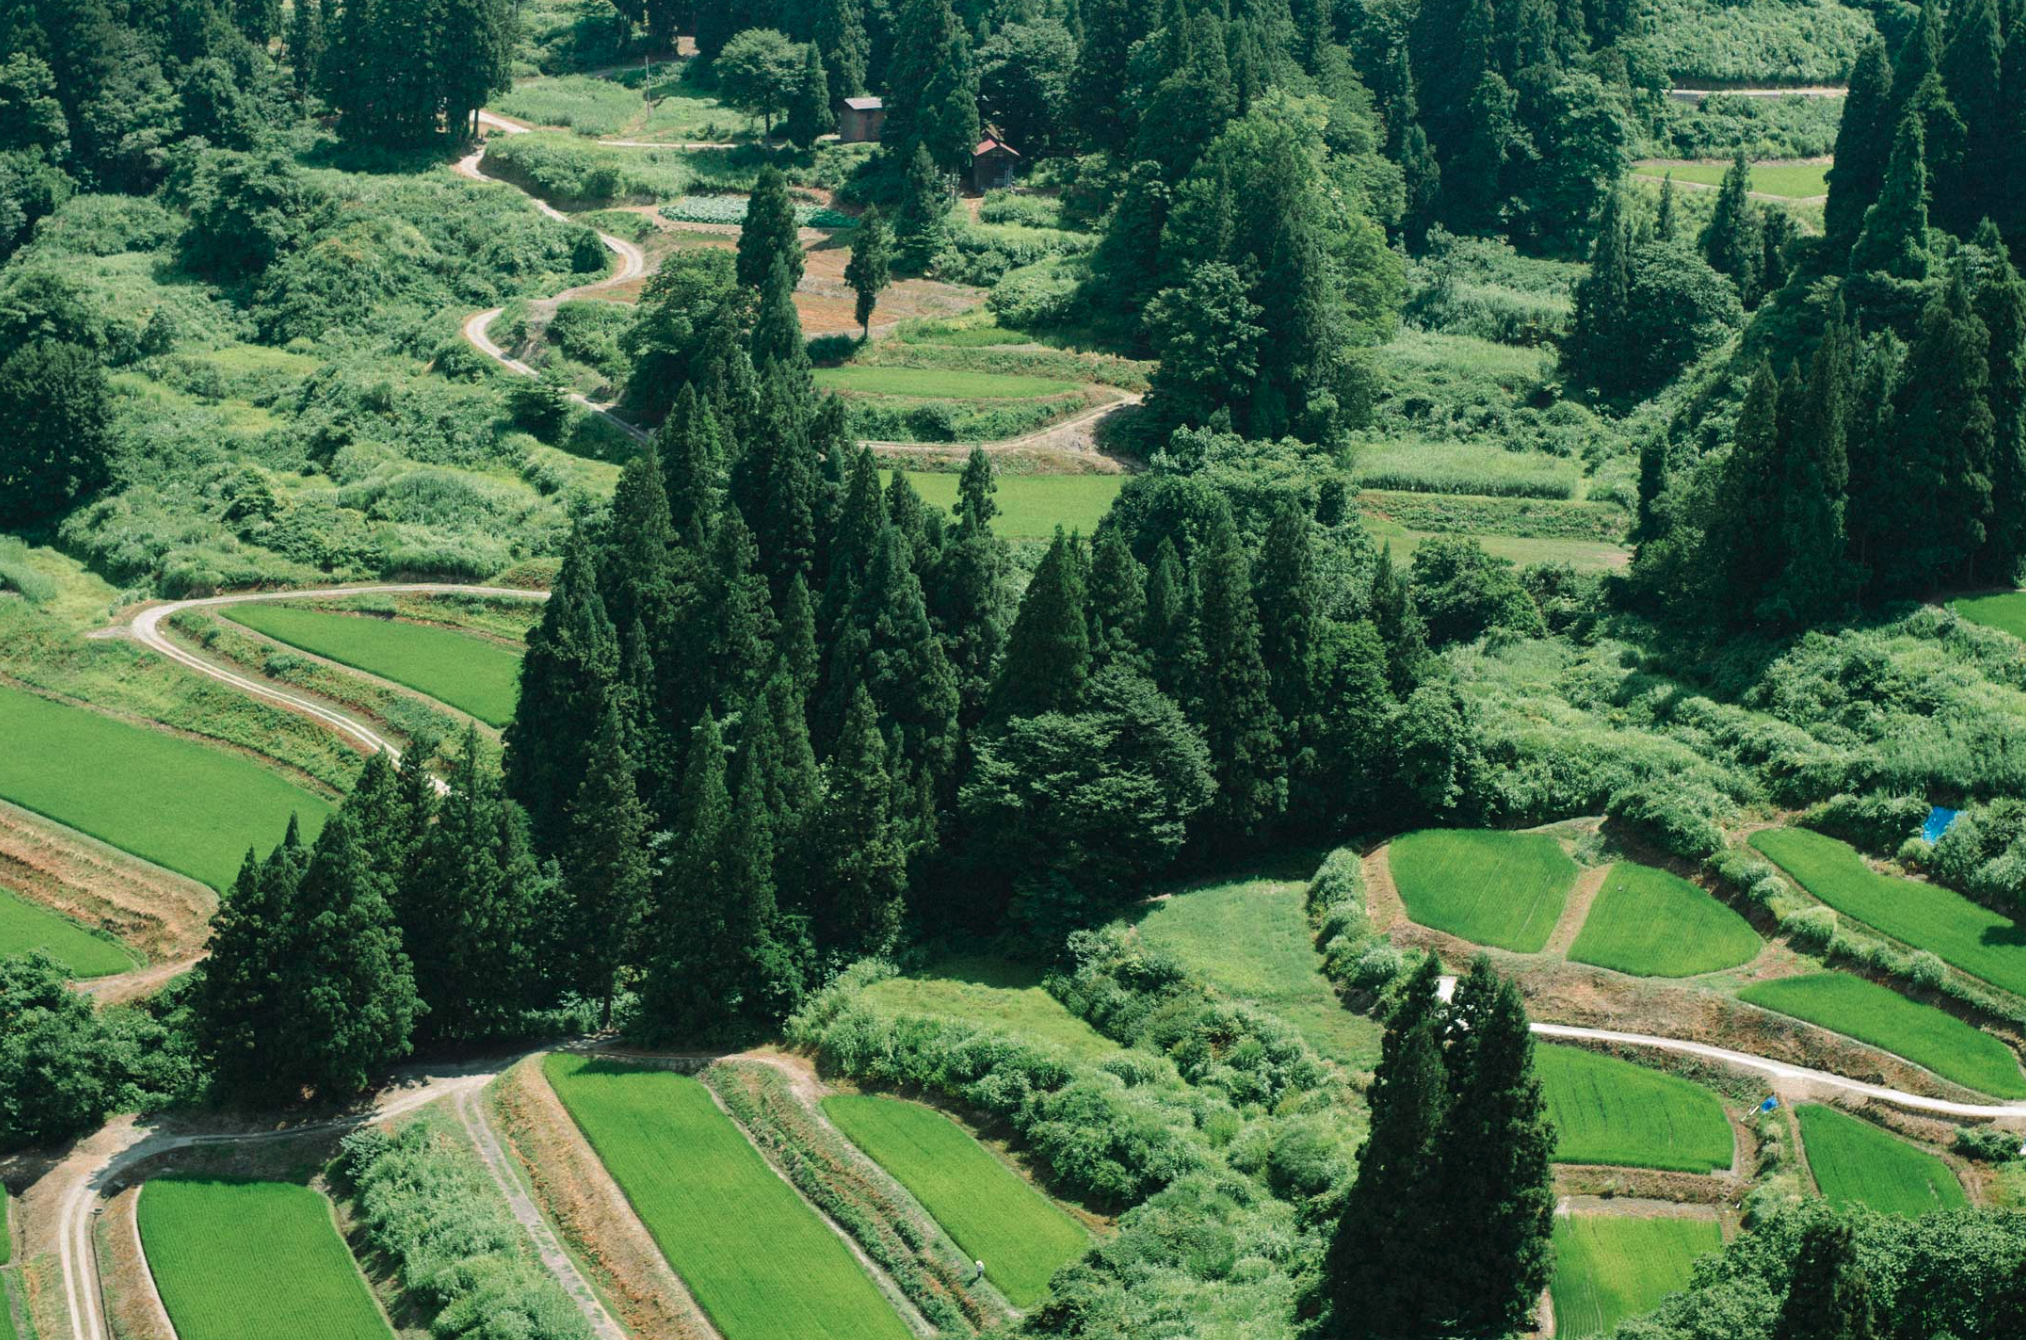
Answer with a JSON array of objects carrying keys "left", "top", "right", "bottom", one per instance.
[
  {"left": 971, "top": 137, "right": 1020, "bottom": 192},
  {"left": 838, "top": 96, "right": 884, "bottom": 143}
]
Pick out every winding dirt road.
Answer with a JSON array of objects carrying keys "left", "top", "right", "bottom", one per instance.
[
  {"left": 126, "top": 583, "right": 548, "bottom": 770},
  {"left": 456, "top": 113, "right": 653, "bottom": 445}
]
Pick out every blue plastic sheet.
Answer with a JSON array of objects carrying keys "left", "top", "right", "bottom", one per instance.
[{"left": 1923, "top": 806, "right": 1960, "bottom": 844}]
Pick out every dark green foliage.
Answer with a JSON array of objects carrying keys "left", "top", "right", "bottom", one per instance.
[
  {"left": 1700, "top": 152, "right": 1762, "bottom": 302},
  {"left": 0, "top": 951, "right": 178, "bottom": 1148},
  {"left": 738, "top": 166, "right": 804, "bottom": 291},
  {"left": 717, "top": 28, "right": 802, "bottom": 134},
  {"left": 986, "top": 528, "right": 1090, "bottom": 722},
  {"left": 1774, "top": 1219, "right": 1876, "bottom": 1340},
  {"left": 505, "top": 528, "right": 617, "bottom": 855},
  {"left": 1849, "top": 111, "right": 1931, "bottom": 285},
  {"left": 817, "top": 686, "right": 908, "bottom": 953},
  {"left": 563, "top": 705, "right": 652, "bottom": 1026},
  {"left": 0, "top": 337, "right": 110, "bottom": 529},
  {"left": 1826, "top": 39, "right": 1894, "bottom": 254},
  {"left": 1565, "top": 190, "right": 1632, "bottom": 396},
  {"left": 1322, "top": 959, "right": 1553, "bottom": 1337},
  {"left": 194, "top": 807, "right": 419, "bottom": 1101},
  {"left": 881, "top": 0, "right": 979, "bottom": 173},
  {"left": 323, "top": 0, "right": 512, "bottom": 144},
  {"left": 623, "top": 247, "right": 749, "bottom": 420},
  {"left": 785, "top": 42, "right": 834, "bottom": 148},
  {"left": 894, "top": 143, "right": 952, "bottom": 273},
  {"left": 1408, "top": 537, "right": 1545, "bottom": 647},
  {"left": 814, "top": 0, "right": 870, "bottom": 97},
  {"left": 845, "top": 205, "right": 893, "bottom": 334}
]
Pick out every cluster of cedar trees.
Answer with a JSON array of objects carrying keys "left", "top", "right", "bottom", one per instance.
[
  {"left": 1315, "top": 957, "right": 1557, "bottom": 1340},
  {"left": 1591, "top": 0, "right": 2026, "bottom": 625},
  {"left": 286, "top": 0, "right": 516, "bottom": 142}
]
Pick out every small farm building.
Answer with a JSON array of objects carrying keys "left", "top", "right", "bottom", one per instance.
[
  {"left": 839, "top": 96, "right": 885, "bottom": 143},
  {"left": 972, "top": 137, "right": 1019, "bottom": 191}
]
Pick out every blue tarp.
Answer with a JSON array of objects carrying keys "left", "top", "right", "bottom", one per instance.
[{"left": 1924, "top": 806, "right": 1960, "bottom": 844}]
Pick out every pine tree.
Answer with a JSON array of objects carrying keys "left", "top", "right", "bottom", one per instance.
[
  {"left": 403, "top": 728, "right": 544, "bottom": 1043},
  {"left": 928, "top": 464, "right": 1012, "bottom": 730},
  {"left": 1254, "top": 498, "right": 1321, "bottom": 749},
  {"left": 1849, "top": 109, "right": 1932, "bottom": 282},
  {"left": 894, "top": 143, "right": 952, "bottom": 273},
  {"left": 817, "top": 685, "right": 908, "bottom": 952},
  {"left": 194, "top": 822, "right": 310, "bottom": 1097},
  {"left": 1704, "top": 359, "right": 1786, "bottom": 615},
  {"left": 1566, "top": 189, "right": 1633, "bottom": 395},
  {"left": 1890, "top": 0, "right": 1944, "bottom": 121},
  {"left": 1974, "top": 225, "right": 2026, "bottom": 583},
  {"left": 1775, "top": 1220, "right": 1877, "bottom": 1340},
  {"left": 603, "top": 442, "right": 679, "bottom": 639},
  {"left": 1886, "top": 273, "right": 1995, "bottom": 592},
  {"left": 288, "top": 0, "right": 325, "bottom": 100},
  {"left": 1087, "top": 525, "right": 1147, "bottom": 667},
  {"left": 882, "top": 0, "right": 980, "bottom": 171},
  {"left": 776, "top": 572, "right": 821, "bottom": 699},
  {"left": 814, "top": 0, "right": 870, "bottom": 96},
  {"left": 1701, "top": 152, "right": 1762, "bottom": 300},
  {"left": 1323, "top": 962, "right": 1451, "bottom": 1338},
  {"left": 1937, "top": 0, "right": 2003, "bottom": 233},
  {"left": 659, "top": 384, "right": 727, "bottom": 547},
  {"left": 785, "top": 41, "right": 834, "bottom": 148},
  {"left": 1143, "top": 535, "right": 1202, "bottom": 705},
  {"left": 1195, "top": 505, "right": 1283, "bottom": 833},
  {"left": 737, "top": 166, "right": 804, "bottom": 290},
  {"left": 504, "top": 525, "right": 618, "bottom": 856},
  {"left": 562, "top": 705, "right": 653, "bottom": 1026},
  {"left": 752, "top": 255, "right": 808, "bottom": 371},
  {"left": 986, "top": 528, "right": 1091, "bottom": 722},
  {"left": 1070, "top": 0, "right": 1157, "bottom": 152},
  {"left": 1370, "top": 544, "right": 1431, "bottom": 695},
  {"left": 1433, "top": 959, "right": 1556, "bottom": 1335},
  {"left": 844, "top": 206, "right": 894, "bottom": 336},
  {"left": 1825, "top": 38, "right": 1894, "bottom": 254},
  {"left": 1760, "top": 311, "right": 1856, "bottom": 625},
  {"left": 277, "top": 809, "right": 420, "bottom": 1098},
  {"left": 760, "top": 670, "right": 824, "bottom": 912},
  {"left": 1655, "top": 172, "right": 1678, "bottom": 242}
]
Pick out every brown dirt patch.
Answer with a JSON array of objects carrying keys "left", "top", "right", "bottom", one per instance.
[
  {"left": 1554, "top": 1165, "right": 1741, "bottom": 1205},
  {"left": 98, "top": 1185, "right": 174, "bottom": 1340},
  {"left": 1556, "top": 1194, "right": 1726, "bottom": 1221},
  {"left": 0, "top": 798, "right": 213, "bottom": 968},
  {"left": 488, "top": 1056, "right": 719, "bottom": 1340}
]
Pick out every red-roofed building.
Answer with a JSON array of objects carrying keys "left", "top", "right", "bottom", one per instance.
[{"left": 971, "top": 136, "right": 1019, "bottom": 192}]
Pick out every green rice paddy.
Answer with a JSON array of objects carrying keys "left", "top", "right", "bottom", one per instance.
[
  {"left": 1751, "top": 827, "right": 2026, "bottom": 997},
  {"left": 0, "top": 887, "right": 138, "bottom": 978},
  {"left": 816, "top": 367, "right": 1081, "bottom": 399},
  {"left": 1131, "top": 875, "right": 1383, "bottom": 1070},
  {"left": 1953, "top": 591, "right": 2026, "bottom": 640},
  {"left": 1739, "top": 972, "right": 2026, "bottom": 1098},
  {"left": 1550, "top": 1213, "right": 1722, "bottom": 1339},
  {"left": 1796, "top": 1104, "right": 1967, "bottom": 1217},
  {"left": 860, "top": 955, "right": 1115, "bottom": 1059},
  {"left": 543, "top": 1054, "right": 914, "bottom": 1340},
  {"left": 1538, "top": 1045, "right": 1736, "bottom": 1173},
  {"left": 0, "top": 684, "right": 331, "bottom": 891},
  {"left": 1388, "top": 829, "right": 1579, "bottom": 952},
  {"left": 222, "top": 603, "right": 523, "bottom": 727},
  {"left": 893, "top": 471, "right": 1123, "bottom": 540},
  {"left": 822, "top": 1095, "right": 1087, "bottom": 1308},
  {"left": 1567, "top": 863, "right": 1760, "bottom": 977},
  {"left": 1631, "top": 161, "right": 1829, "bottom": 197},
  {"left": 138, "top": 1178, "right": 392, "bottom": 1340}
]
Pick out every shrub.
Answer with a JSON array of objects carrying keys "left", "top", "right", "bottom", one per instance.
[
  {"left": 1801, "top": 792, "right": 1931, "bottom": 853},
  {"left": 1781, "top": 905, "right": 1837, "bottom": 950},
  {"left": 1953, "top": 1126, "right": 2023, "bottom": 1162},
  {"left": 346, "top": 1116, "right": 592, "bottom": 1340}
]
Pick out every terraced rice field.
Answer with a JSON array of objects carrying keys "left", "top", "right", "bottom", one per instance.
[
  {"left": 894, "top": 471, "right": 1124, "bottom": 540},
  {"left": 1751, "top": 828, "right": 2026, "bottom": 997},
  {"left": 823, "top": 1095, "right": 1087, "bottom": 1307},
  {"left": 138, "top": 1178, "right": 392, "bottom": 1340},
  {"left": 1954, "top": 591, "right": 2026, "bottom": 639},
  {"left": 861, "top": 955, "right": 1116, "bottom": 1058},
  {"left": 1132, "top": 875, "right": 1382, "bottom": 1069},
  {"left": 0, "top": 684, "right": 331, "bottom": 891},
  {"left": 223, "top": 603, "right": 523, "bottom": 727},
  {"left": 1796, "top": 1104, "right": 1967, "bottom": 1216},
  {"left": 1550, "top": 1213, "right": 1721, "bottom": 1338},
  {"left": 816, "top": 367, "right": 1081, "bottom": 398},
  {"left": 1538, "top": 1045, "right": 1736, "bottom": 1173},
  {"left": 1739, "top": 972, "right": 2026, "bottom": 1098},
  {"left": 1388, "top": 829, "right": 1579, "bottom": 952},
  {"left": 1567, "top": 863, "right": 1759, "bottom": 977},
  {"left": 1630, "top": 161, "right": 1829, "bottom": 197},
  {"left": 543, "top": 1054, "right": 914, "bottom": 1340},
  {"left": 0, "top": 887, "right": 137, "bottom": 978}
]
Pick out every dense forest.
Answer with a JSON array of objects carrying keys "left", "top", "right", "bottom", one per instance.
[{"left": 7, "top": 0, "right": 2026, "bottom": 1337}]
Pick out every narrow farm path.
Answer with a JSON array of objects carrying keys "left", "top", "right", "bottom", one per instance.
[
  {"left": 454, "top": 1086, "right": 629, "bottom": 1340},
  {"left": 456, "top": 113, "right": 654, "bottom": 446},
  {"left": 121, "top": 584, "right": 548, "bottom": 773},
  {"left": 45, "top": 1060, "right": 500, "bottom": 1340},
  {"left": 1542, "top": 864, "right": 1612, "bottom": 958}
]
